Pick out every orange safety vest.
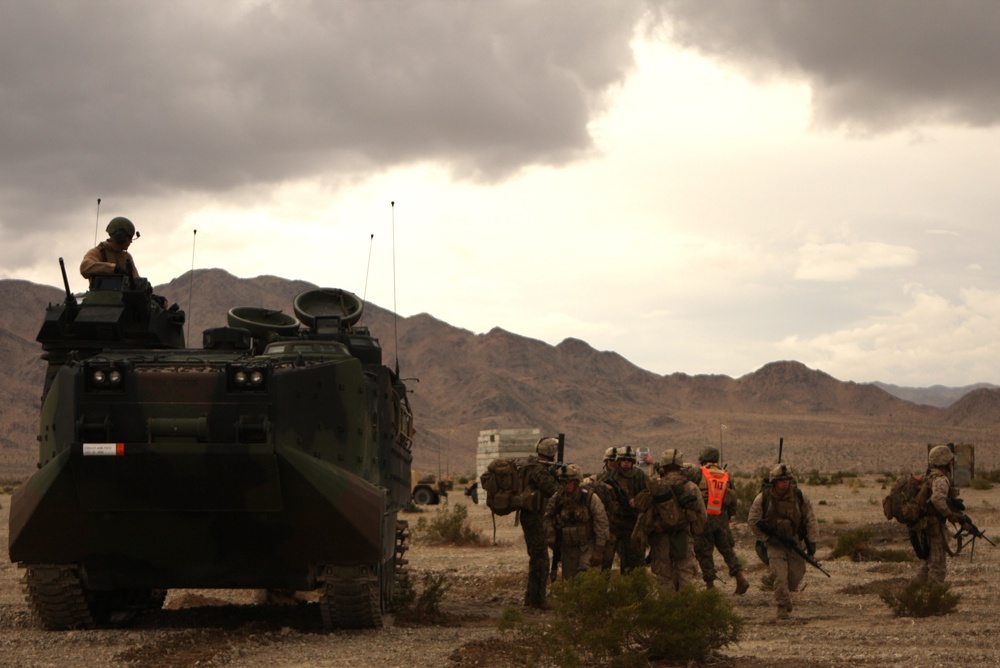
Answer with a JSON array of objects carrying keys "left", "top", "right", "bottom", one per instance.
[{"left": 701, "top": 466, "right": 729, "bottom": 516}]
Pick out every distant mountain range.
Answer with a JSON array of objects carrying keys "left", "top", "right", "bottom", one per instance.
[{"left": 2, "top": 270, "right": 998, "bottom": 479}]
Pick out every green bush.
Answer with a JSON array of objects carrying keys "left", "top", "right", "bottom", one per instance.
[
  {"left": 831, "top": 529, "right": 912, "bottom": 562},
  {"left": 505, "top": 569, "right": 743, "bottom": 666},
  {"left": 969, "top": 476, "right": 994, "bottom": 490},
  {"left": 879, "top": 580, "right": 960, "bottom": 617},
  {"left": 414, "top": 503, "right": 485, "bottom": 545},
  {"left": 395, "top": 571, "right": 450, "bottom": 621},
  {"left": 731, "top": 478, "right": 762, "bottom": 523},
  {"left": 832, "top": 528, "right": 875, "bottom": 560}
]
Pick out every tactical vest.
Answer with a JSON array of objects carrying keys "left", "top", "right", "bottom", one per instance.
[
  {"left": 700, "top": 465, "right": 729, "bottom": 517},
  {"left": 762, "top": 487, "right": 803, "bottom": 539},
  {"left": 555, "top": 489, "right": 594, "bottom": 547}
]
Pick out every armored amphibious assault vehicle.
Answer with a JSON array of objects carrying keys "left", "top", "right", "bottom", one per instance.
[{"left": 8, "top": 265, "right": 414, "bottom": 630}]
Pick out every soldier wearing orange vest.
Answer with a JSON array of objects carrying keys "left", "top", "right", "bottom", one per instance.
[{"left": 693, "top": 447, "right": 749, "bottom": 595}]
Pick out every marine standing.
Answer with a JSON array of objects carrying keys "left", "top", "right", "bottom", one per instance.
[
  {"left": 596, "top": 447, "right": 618, "bottom": 482},
  {"left": 633, "top": 449, "right": 706, "bottom": 590},
  {"left": 606, "top": 446, "right": 647, "bottom": 572},
  {"left": 545, "top": 464, "right": 610, "bottom": 580},
  {"left": 747, "top": 463, "right": 819, "bottom": 619},
  {"left": 521, "top": 437, "right": 561, "bottom": 608},
  {"left": 913, "top": 445, "right": 962, "bottom": 584},
  {"left": 693, "top": 447, "right": 750, "bottom": 594}
]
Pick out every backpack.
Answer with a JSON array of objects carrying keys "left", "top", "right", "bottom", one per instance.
[
  {"left": 882, "top": 474, "right": 930, "bottom": 524},
  {"left": 480, "top": 459, "right": 545, "bottom": 515}
]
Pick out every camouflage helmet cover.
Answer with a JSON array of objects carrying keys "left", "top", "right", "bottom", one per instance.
[
  {"left": 603, "top": 447, "right": 618, "bottom": 461},
  {"left": 769, "top": 463, "right": 793, "bottom": 480},
  {"left": 106, "top": 216, "right": 136, "bottom": 244},
  {"left": 560, "top": 463, "right": 583, "bottom": 482},
  {"left": 699, "top": 446, "right": 720, "bottom": 464},
  {"left": 616, "top": 445, "right": 636, "bottom": 462},
  {"left": 536, "top": 437, "right": 559, "bottom": 458},
  {"left": 928, "top": 445, "right": 954, "bottom": 467},
  {"left": 660, "top": 448, "right": 684, "bottom": 468}
]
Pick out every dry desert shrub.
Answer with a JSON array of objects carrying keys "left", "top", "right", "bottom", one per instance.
[
  {"left": 879, "top": 580, "right": 960, "bottom": 617},
  {"left": 500, "top": 569, "right": 743, "bottom": 667},
  {"left": 415, "top": 503, "right": 488, "bottom": 546}
]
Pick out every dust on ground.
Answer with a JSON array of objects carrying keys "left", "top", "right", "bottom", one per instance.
[{"left": 3, "top": 477, "right": 1000, "bottom": 667}]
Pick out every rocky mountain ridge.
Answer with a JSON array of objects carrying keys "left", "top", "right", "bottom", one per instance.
[{"left": 2, "top": 271, "right": 998, "bottom": 479}]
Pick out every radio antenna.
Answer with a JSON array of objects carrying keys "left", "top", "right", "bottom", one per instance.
[
  {"left": 391, "top": 201, "right": 399, "bottom": 374},
  {"left": 186, "top": 229, "right": 197, "bottom": 344},
  {"left": 362, "top": 233, "right": 374, "bottom": 303},
  {"left": 93, "top": 198, "right": 102, "bottom": 245}
]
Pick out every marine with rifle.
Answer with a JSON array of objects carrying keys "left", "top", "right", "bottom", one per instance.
[
  {"left": 605, "top": 446, "right": 648, "bottom": 572},
  {"left": 519, "top": 437, "right": 562, "bottom": 609},
  {"left": 912, "top": 444, "right": 988, "bottom": 583},
  {"left": 747, "top": 462, "right": 821, "bottom": 619}
]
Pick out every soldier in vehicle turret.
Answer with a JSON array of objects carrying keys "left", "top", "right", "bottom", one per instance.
[{"left": 81, "top": 216, "right": 167, "bottom": 306}]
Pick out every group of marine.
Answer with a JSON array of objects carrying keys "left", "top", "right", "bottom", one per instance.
[{"left": 516, "top": 438, "right": 964, "bottom": 620}]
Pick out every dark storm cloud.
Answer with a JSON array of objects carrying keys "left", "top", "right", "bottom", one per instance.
[
  {"left": 0, "top": 1, "right": 644, "bottom": 237},
  {"left": 657, "top": 0, "right": 1000, "bottom": 132}
]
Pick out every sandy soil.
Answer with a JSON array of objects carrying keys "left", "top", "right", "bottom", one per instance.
[{"left": 3, "top": 478, "right": 1000, "bottom": 667}]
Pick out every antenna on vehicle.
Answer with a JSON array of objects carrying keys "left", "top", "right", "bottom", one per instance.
[
  {"left": 93, "top": 198, "right": 102, "bottom": 245},
  {"left": 186, "top": 229, "right": 197, "bottom": 344},
  {"left": 391, "top": 201, "right": 400, "bottom": 375},
  {"left": 362, "top": 233, "right": 374, "bottom": 303}
]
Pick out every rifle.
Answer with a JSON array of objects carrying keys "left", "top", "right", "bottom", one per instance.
[
  {"left": 755, "top": 520, "right": 831, "bottom": 577},
  {"left": 952, "top": 513, "right": 996, "bottom": 559},
  {"left": 550, "top": 433, "right": 566, "bottom": 582},
  {"left": 606, "top": 476, "right": 637, "bottom": 519}
]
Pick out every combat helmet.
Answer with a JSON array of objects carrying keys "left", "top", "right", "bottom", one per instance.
[
  {"left": 928, "top": 445, "right": 954, "bottom": 467},
  {"left": 106, "top": 217, "right": 137, "bottom": 244},
  {"left": 769, "top": 463, "right": 793, "bottom": 480},
  {"left": 699, "top": 446, "right": 720, "bottom": 464},
  {"left": 660, "top": 448, "right": 684, "bottom": 468},
  {"left": 616, "top": 445, "right": 637, "bottom": 462},
  {"left": 603, "top": 447, "right": 618, "bottom": 461},
  {"left": 560, "top": 464, "right": 583, "bottom": 482},
  {"left": 536, "top": 437, "right": 559, "bottom": 459}
]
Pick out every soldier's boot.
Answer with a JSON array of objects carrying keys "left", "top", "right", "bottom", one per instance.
[
  {"left": 776, "top": 604, "right": 790, "bottom": 620},
  {"left": 704, "top": 578, "right": 715, "bottom": 589},
  {"left": 734, "top": 571, "right": 750, "bottom": 596}
]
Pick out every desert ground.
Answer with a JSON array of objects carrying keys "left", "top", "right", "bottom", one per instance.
[{"left": 3, "top": 477, "right": 1000, "bottom": 667}]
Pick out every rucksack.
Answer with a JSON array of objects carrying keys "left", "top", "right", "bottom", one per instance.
[
  {"left": 480, "top": 458, "right": 545, "bottom": 515},
  {"left": 882, "top": 474, "right": 930, "bottom": 524}
]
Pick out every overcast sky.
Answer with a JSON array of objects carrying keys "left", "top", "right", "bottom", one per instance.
[{"left": 3, "top": 1, "right": 1000, "bottom": 387}]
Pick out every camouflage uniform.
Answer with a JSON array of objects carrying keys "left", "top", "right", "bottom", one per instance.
[
  {"left": 692, "top": 458, "right": 749, "bottom": 593},
  {"left": 80, "top": 241, "right": 139, "bottom": 281},
  {"left": 642, "top": 467, "right": 706, "bottom": 590},
  {"left": 545, "top": 471, "right": 610, "bottom": 580},
  {"left": 521, "top": 455, "right": 560, "bottom": 608},
  {"left": 584, "top": 480, "right": 619, "bottom": 570},
  {"left": 914, "top": 467, "right": 957, "bottom": 583},
  {"left": 606, "top": 462, "right": 647, "bottom": 572},
  {"left": 748, "top": 468, "right": 818, "bottom": 618}
]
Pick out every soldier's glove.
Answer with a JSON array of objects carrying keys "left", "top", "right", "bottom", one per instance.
[
  {"left": 590, "top": 550, "right": 603, "bottom": 568},
  {"left": 946, "top": 512, "right": 964, "bottom": 524},
  {"left": 805, "top": 540, "right": 816, "bottom": 556}
]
